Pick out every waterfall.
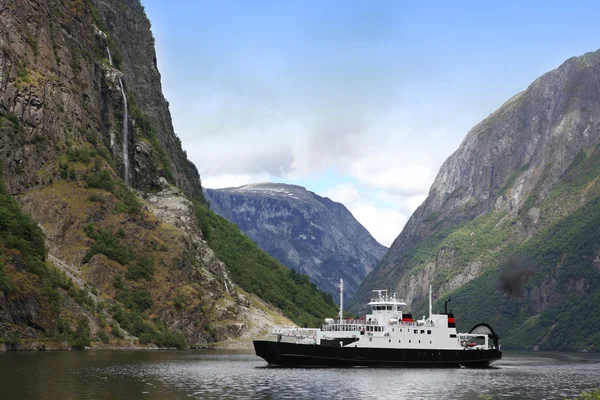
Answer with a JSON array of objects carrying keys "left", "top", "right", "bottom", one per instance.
[
  {"left": 106, "top": 46, "right": 131, "bottom": 186},
  {"left": 119, "top": 79, "right": 130, "bottom": 186}
]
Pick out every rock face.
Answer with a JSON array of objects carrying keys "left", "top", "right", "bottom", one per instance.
[
  {"left": 0, "top": 0, "right": 203, "bottom": 200},
  {"left": 204, "top": 183, "right": 387, "bottom": 304},
  {"left": 0, "top": 0, "right": 289, "bottom": 347},
  {"left": 91, "top": 0, "right": 204, "bottom": 200},
  {"left": 353, "top": 50, "right": 600, "bottom": 351}
]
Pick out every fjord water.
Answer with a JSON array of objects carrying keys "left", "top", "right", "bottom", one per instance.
[{"left": 0, "top": 350, "right": 598, "bottom": 399}]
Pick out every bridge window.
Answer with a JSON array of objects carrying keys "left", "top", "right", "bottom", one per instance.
[
  {"left": 420, "top": 330, "right": 425, "bottom": 334},
  {"left": 387, "top": 306, "right": 392, "bottom": 310},
  {"left": 414, "top": 330, "right": 418, "bottom": 334},
  {"left": 427, "top": 330, "right": 431, "bottom": 334}
]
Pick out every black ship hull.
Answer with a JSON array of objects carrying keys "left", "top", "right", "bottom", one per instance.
[{"left": 253, "top": 340, "right": 502, "bottom": 368}]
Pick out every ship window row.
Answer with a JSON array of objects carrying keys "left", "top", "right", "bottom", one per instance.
[
  {"left": 372, "top": 306, "right": 394, "bottom": 311},
  {"left": 413, "top": 330, "right": 433, "bottom": 334},
  {"left": 331, "top": 325, "right": 388, "bottom": 331},
  {"left": 398, "top": 339, "right": 433, "bottom": 344},
  {"left": 364, "top": 326, "right": 383, "bottom": 332}
]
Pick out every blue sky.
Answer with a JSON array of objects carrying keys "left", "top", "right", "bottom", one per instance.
[{"left": 142, "top": 0, "right": 600, "bottom": 246}]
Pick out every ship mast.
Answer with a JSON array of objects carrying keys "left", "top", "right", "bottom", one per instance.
[
  {"left": 428, "top": 285, "right": 432, "bottom": 321},
  {"left": 338, "top": 279, "right": 344, "bottom": 322}
]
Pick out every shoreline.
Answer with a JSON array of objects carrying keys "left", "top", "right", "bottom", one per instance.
[{"left": 0, "top": 339, "right": 256, "bottom": 352}]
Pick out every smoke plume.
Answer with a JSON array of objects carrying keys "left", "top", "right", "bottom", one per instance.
[{"left": 496, "top": 255, "right": 534, "bottom": 298}]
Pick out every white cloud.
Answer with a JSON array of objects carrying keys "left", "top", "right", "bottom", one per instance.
[
  {"left": 352, "top": 204, "right": 408, "bottom": 248},
  {"left": 323, "top": 182, "right": 361, "bottom": 205},
  {"left": 181, "top": 102, "right": 467, "bottom": 245},
  {"left": 324, "top": 182, "right": 426, "bottom": 247},
  {"left": 202, "top": 173, "right": 274, "bottom": 189}
]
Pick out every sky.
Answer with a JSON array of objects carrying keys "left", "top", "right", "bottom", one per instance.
[{"left": 142, "top": 0, "right": 600, "bottom": 246}]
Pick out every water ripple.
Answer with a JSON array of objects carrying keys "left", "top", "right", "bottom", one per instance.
[{"left": 1, "top": 350, "right": 599, "bottom": 399}]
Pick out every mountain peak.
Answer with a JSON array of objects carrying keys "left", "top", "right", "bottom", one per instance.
[{"left": 204, "top": 182, "right": 387, "bottom": 303}]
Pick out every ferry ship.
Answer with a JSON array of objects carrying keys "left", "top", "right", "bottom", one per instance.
[{"left": 253, "top": 280, "right": 501, "bottom": 367}]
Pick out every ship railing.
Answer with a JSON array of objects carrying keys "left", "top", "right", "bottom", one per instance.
[
  {"left": 370, "top": 297, "right": 406, "bottom": 303},
  {"left": 457, "top": 333, "right": 491, "bottom": 350},
  {"left": 323, "top": 319, "right": 421, "bottom": 328},
  {"left": 272, "top": 328, "right": 318, "bottom": 339}
]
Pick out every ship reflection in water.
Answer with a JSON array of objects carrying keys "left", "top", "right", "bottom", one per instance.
[{"left": 1, "top": 349, "right": 599, "bottom": 399}]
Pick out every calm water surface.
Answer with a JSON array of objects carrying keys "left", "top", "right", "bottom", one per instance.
[{"left": 0, "top": 349, "right": 598, "bottom": 399}]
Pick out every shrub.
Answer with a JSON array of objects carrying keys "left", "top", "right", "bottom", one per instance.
[
  {"left": 113, "top": 185, "right": 142, "bottom": 215},
  {"left": 138, "top": 333, "right": 153, "bottom": 344},
  {"left": 88, "top": 194, "right": 106, "bottom": 203},
  {"left": 97, "top": 331, "right": 109, "bottom": 343},
  {"left": 156, "top": 330, "right": 187, "bottom": 349},
  {"left": 116, "top": 289, "right": 153, "bottom": 312},
  {"left": 4, "top": 331, "right": 21, "bottom": 347},
  {"left": 67, "top": 148, "right": 96, "bottom": 164},
  {"left": 85, "top": 169, "right": 115, "bottom": 192},
  {"left": 70, "top": 317, "right": 91, "bottom": 348},
  {"left": 113, "top": 274, "right": 124, "bottom": 289},
  {"left": 126, "top": 256, "right": 154, "bottom": 281},
  {"left": 83, "top": 228, "right": 134, "bottom": 265},
  {"left": 0, "top": 263, "right": 14, "bottom": 294},
  {"left": 109, "top": 322, "right": 123, "bottom": 339}
]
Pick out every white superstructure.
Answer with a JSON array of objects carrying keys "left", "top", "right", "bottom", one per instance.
[{"left": 272, "top": 281, "right": 497, "bottom": 351}]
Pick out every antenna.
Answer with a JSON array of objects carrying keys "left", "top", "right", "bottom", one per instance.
[
  {"left": 338, "top": 279, "right": 344, "bottom": 322},
  {"left": 429, "top": 285, "right": 432, "bottom": 320}
]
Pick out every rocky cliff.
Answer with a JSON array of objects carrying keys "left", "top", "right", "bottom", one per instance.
[
  {"left": 204, "top": 183, "right": 387, "bottom": 304},
  {"left": 353, "top": 50, "right": 600, "bottom": 351},
  {"left": 0, "top": 0, "right": 297, "bottom": 349}
]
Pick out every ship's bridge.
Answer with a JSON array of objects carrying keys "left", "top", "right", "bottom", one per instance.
[{"left": 366, "top": 290, "right": 407, "bottom": 325}]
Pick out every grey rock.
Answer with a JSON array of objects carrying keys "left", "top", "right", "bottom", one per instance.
[
  {"left": 356, "top": 49, "right": 600, "bottom": 310},
  {"left": 204, "top": 183, "right": 387, "bottom": 304}
]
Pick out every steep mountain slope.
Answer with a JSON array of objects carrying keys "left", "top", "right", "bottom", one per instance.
[
  {"left": 204, "top": 183, "right": 387, "bottom": 303},
  {"left": 0, "top": 0, "right": 334, "bottom": 348},
  {"left": 353, "top": 50, "right": 600, "bottom": 351}
]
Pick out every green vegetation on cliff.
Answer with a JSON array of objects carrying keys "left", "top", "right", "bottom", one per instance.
[
  {"left": 0, "top": 172, "right": 47, "bottom": 276},
  {"left": 407, "top": 147, "right": 600, "bottom": 351},
  {"left": 195, "top": 203, "right": 338, "bottom": 327},
  {"left": 0, "top": 172, "right": 63, "bottom": 343}
]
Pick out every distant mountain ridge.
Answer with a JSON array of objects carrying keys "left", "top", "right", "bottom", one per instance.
[{"left": 204, "top": 183, "right": 387, "bottom": 303}]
